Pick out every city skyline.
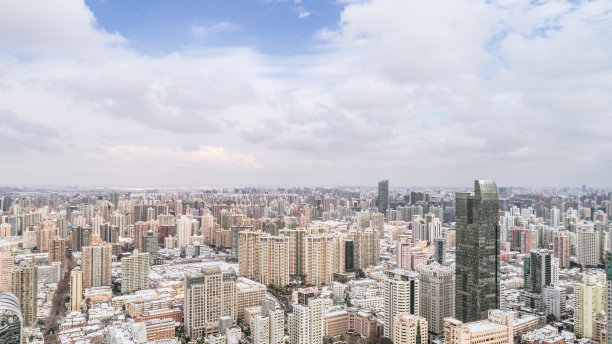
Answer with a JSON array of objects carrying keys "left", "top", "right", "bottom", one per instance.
[{"left": 1, "top": 0, "right": 611, "bottom": 187}]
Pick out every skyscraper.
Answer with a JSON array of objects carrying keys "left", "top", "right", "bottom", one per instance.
[
  {"left": 553, "top": 231, "right": 571, "bottom": 269},
  {"left": 82, "top": 243, "right": 112, "bottom": 288},
  {"left": 121, "top": 250, "right": 150, "bottom": 293},
  {"left": 70, "top": 267, "right": 82, "bottom": 312},
  {"left": 0, "top": 252, "right": 13, "bottom": 292},
  {"left": 417, "top": 262, "right": 454, "bottom": 341},
  {"left": 49, "top": 237, "right": 67, "bottom": 274},
  {"left": 11, "top": 266, "right": 37, "bottom": 326},
  {"left": 384, "top": 269, "right": 420, "bottom": 338},
  {"left": 378, "top": 180, "right": 389, "bottom": 215},
  {"left": 183, "top": 267, "right": 237, "bottom": 338},
  {"left": 455, "top": 180, "right": 500, "bottom": 323},
  {"left": 0, "top": 291, "right": 22, "bottom": 344},
  {"left": 288, "top": 297, "right": 325, "bottom": 344}
]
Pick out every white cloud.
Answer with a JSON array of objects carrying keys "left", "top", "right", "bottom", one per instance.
[
  {"left": 0, "top": 0, "right": 610, "bottom": 186},
  {"left": 298, "top": 8, "right": 311, "bottom": 18},
  {"left": 191, "top": 22, "right": 242, "bottom": 37},
  {"left": 101, "top": 145, "right": 259, "bottom": 168}
]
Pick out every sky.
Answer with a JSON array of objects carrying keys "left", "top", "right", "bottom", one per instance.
[{"left": 0, "top": 0, "right": 611, "bottom": 188}]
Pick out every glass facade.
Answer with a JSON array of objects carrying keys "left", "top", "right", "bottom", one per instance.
[{"left": 455, "top": 180, "right": 500, "bottom": 322}]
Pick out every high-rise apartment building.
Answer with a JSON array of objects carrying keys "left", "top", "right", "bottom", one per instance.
[
  {"left": 11, "top": 265, "right": 37, "bottom": 326},
  {"left": 396, "top": 237, "right": 412, "bottom": 270},
  {"left": 279, "top": 229, "right": 306, "bottom": 276},
  {"left": 288, "top": 297, "right": 325, "bottom": 344},
  {"left": 133, "top": 221, "right": 148, "bottom": 251},
  {"left": 384, "top": 269, "right": 420, "bottom": 338},
  {"left": 550, "top": 207, "right": 560, "bottom": 228},
  {"left": 82, "top": 243, "right": 112, "bottom": 288},
  {"left": 184, "top": 267, "right": 237, "bottom": 338},
  {"left": 70, "top": 267, "right": 82, "bottom": 312},
  {"left": 378, "top": 180, "right": 389, "bottom": 215},
  {"left": 0, "top": 252, "right": 13, "bottom": 292},
  {"left": 49, "top": 237, "right": 67, "bottom": 274},
  {"left": 392, "top": 313, "right": 428, "bottom": 344},
  {"left": 575, "top": 272, "right": 605, "bottom": 339},
  {"left": 553, "top": 232, "right": 571, "bottom": 268},
  {"left": 259, "top": 235, "right": 289, "bottom": 287},
  {"left": 417, "top": 263, "right": 454, "bottom": 341},
  {"left": 238, "top": 231, "right": 262, "bottom": 281},
  {"left": 121, "top": 250, "right": 150, "bottom": 293},
  {"left": 304, "top": 235, "right": 334, "bottom": 286},
  {"left": 0, "top": 291, "right": 22, "bottom": 344},
  {"left": 577, "top": 230, "right": 599, "bottom": 267},
  {"left": 455, "top": 180, "right": 500, "bottom": 323}
]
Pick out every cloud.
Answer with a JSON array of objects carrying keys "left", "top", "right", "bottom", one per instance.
[
  {"left": 191, "top": 22, "right": 242, "bottom": 38},
  {"left": 298, "top": 8, "right": 311, "bottom": 18},
  {"left": 101, "top": 145, "right": 260, "bottom": 168},
  {"left": 0, "top": 110, "right": 63, "bottom": 153},
  {"left": 0, "top": 0, "right": 611, "bottom": 186}
]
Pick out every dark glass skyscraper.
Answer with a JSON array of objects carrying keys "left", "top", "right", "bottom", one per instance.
[
  {"left": 378, "top": 179, "right": 389, "bottom": 215},
  {"left": 455, "top": 180, "right": 500, "bottom": 322},
  {"left": 0, "top": 291, "right": 22, "bottom": 344}
]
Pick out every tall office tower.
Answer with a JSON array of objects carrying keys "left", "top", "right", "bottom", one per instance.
[
  {"left": 279, "top": 229, "right": 306, "bottom": 276},
  {"left": 91, "top": 215, "right": 103, "bottom": 238},
  {"left": 575, "top": 272, "right": 605, "bottom": 339},
  {"left": 142, "top": 230, "right": 159, "bottom": 264},
  {"left": 344, "top": 240, "right": 355, "bottom": 271},
  {"left": 239, "top": 231, "right": 262, "bottom": 281},
  {"left": 110, "top": 212, "right": 125, "bottom": 235},
  {"left": 455, "top": 180, "right": 500, "bottom": 323},
  {"left": 0, "top": 291, "right": 22, "bottom": 343},
  {"left": 378, "top": 180, "right": 389, "bottom": 215},
  {"left": 176, "top": 217, "right": 192, "bottom": 248},
  {"left": 133, "top": 221, "right": 148, "bottom": 251},
  {"left": 288, "top": 297, "right": 325, "bottom": 344},
  {"left": 577, "top": 230, "right": 599, "bottom": 268},
  {"left": 11, "top": 266, "right": 37, "bottom": 326},
  {"left": 384, "top": 269, "right": 420, "bottom": 338},
  {"left": 48, "top": 237, "right": 67, "bottom": 274},
  {"left": 525, "top": 249, "right": 554, "bottom": 292},
  {"left": 70, "top": 267, "right": 82, "bottom": 312},
  {"left": 259, "top": 235, "right": 290, "bottom": 287},
  {"left": 392, "top": 313, "right": 428, "bottom": 344},
  {"left": 550, "top": 207, "right": 560, "bottom": 228},
  {"left": 417, "top": 263, "right": 454, "bottom": 341},
  {"left": 396, "top": 237, "right": 412, "bottom": 270},
  {"left": 121, "top": 250, "right": 150, "bottom": 293},
  {"left": 183, "top": 267, "right": 237, "bottom": 338},
  {"left": 553, "top": 232, "right": 571, "bottom": 268},
  {"left": 71, "top": 226, "right": 92, "bottom": 252},
  {"left": 304, "top": 235, "right": 334, "bottom": 286},
  {"left": 82, "top": 243, "right": 112, "bottom": 288},
  {"left": 0, "top": 252, "right": 13, "bottom": 292},
  {"left": 434, "top": 238, "right": 445, "bottom": 265}
]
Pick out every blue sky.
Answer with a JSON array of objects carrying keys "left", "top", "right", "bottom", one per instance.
[{"left": 86, "top": 0, "right": 344, "bottom": 56}]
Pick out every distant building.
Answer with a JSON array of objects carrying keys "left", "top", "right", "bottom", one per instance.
[{"left": 378, "top": 180, "right": 389, "bottom": 215}]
